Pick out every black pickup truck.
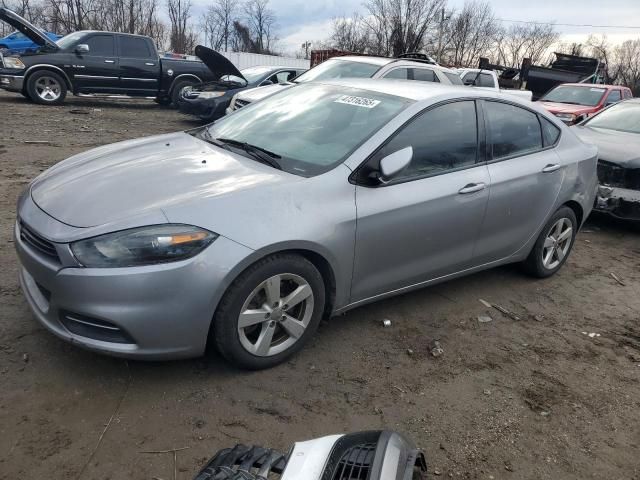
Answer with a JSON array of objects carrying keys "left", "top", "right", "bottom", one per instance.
[{"left": 0, "top": 8, "right": 216, "bottom": 105}]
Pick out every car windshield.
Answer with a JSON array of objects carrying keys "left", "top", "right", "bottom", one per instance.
[
  {"left": 585, "top": 101, "right": 640, "bottom": 134},
  {"left": 240, "top": 66, "right": 275, "bottom": 83},
  {"left": 293, "top": 59, "right": 382, "bottom": 84},
  {"left": 205, "top": 83, "right": 411, "bottom": 176},
  {"left": 541, "top": 85, "right": 607, "bottom": 107},
  {"left": 56, "top": 33, "right": 85, "bottom": 48}
]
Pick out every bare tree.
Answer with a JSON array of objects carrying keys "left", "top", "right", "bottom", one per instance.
[
  {"left": 244, "top": 0, "right": 277, "bottom": 53},
  {"left": 584, "top": 34, "right": 618, "bottom": 83},
  {"left": 494, "top": 22, "right": 559, "bottom": 67},
  {"left": 166, "top": 0, "right": 195, "bottom": 53},
  {"left": 615, "top": 38, "right": 640, "bottom": 95},
  {"left": 329, "top": 13, "right": 370, "bottom": 53},
  {"left": 364, "top": 0, "right": 444, "bottom": 57},
  {"left": 200, "top": 0, "right": 236, "bottom": 51},
  {"left": 443, "top": 1, "right": 500, "bottom": 67}
]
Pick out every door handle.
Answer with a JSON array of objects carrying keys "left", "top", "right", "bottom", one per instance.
[
  {"left": 145, "top": 62, "right": 155, "bottom": 66},
  {"left": 542, "top": 164, "right": 561, "bottom": 173},
  {"left": 104, "top": 59, "right": 115, "bottom": 63},
  {"left": 458, "top": 183, "right": 486, "bottom": 194}
]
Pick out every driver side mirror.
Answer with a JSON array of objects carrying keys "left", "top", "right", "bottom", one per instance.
[
  {"left": 75, "top": 44, "right": 89, "bottom": 54},
  {"left": 260, "top": 80, "right": 274, "bottom": 86},
  {"left": 378, "top": 146, "right": 413, "bottom": 184}
]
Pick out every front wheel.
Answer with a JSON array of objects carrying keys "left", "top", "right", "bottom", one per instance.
[
  {"left": 26, "top": 70, "right": 67, "bottom": 105},
  {"left": 522, "top": 206, "right": 577, "bottom": 278},
  {"left": 170, "top": 79, "right": 196, "bottom": 106},
  {"left": 212, "top": 254, "right": 325, "bottom": 370}
]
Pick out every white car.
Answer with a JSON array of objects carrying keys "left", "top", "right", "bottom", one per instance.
[
  {"left": 457, "top": 68, "right": 533, "bottom": 101},
  {"left": 227, "top": 55, "right": 465, "bottom": 113}
]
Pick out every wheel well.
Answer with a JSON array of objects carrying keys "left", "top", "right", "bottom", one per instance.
[
  {"left": 169, "top": 75, "right": 200, "bottom": 94},
  {"left": 288, "top": 249, "right": 337, "bottom": 317},
  {"left": 563, "top": 200, "right": 584, "bottom": 227},
  {"left": 25, "top": 67, "right": 72, "bottom": 90}
]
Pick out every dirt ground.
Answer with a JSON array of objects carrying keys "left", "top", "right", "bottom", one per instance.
[{"left": 1, "top": 90, "right": 639, "bottom": 480}]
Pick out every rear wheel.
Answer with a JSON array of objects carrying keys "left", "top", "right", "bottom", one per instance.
[
  {"left": 26, "top": 70, "right": 67, "bottom": 105},
  {"left": 523, "top": 206, "right": 577, "bottom": 278},
  {"left": 212, "top": 254, "right": 325, "bottom": 370}
]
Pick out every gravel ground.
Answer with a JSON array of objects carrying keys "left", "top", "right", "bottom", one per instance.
[{"left": 1, "top": 91, "right": 639, "bottom": 480}]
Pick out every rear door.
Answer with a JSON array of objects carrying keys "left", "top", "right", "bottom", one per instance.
[
  {"left": 71, "top": 33, "right": 120, "bottom": 92},
  {"left": 351, "top": 100, "right": 490, "bottom": 302},
  {"left": 117, "top": 35, "right": 160, "bottom": 94},
  {"left": 473, "top": 100, "right": 565, "bottom": 264}
]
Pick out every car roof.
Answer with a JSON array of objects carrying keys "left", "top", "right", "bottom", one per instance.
[
  {"left": 315, "top": 77, "right": 499, "bottom": 101},
  {"left": 333, "top": 55, "right": 396, "bottom": 66}
]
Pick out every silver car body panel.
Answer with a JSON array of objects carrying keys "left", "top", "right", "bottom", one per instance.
[{"left": 15, "top": 79, "right": 597, "bottom": 358}]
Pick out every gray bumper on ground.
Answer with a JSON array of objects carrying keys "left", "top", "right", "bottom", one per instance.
[{"left": 594, "top": 184, "right": 640, "bottom": 221}]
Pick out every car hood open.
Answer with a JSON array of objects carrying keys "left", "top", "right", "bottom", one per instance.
[
  {"left": 194, "top": 45, "right": 245, "bottom": 82},
  {"left": 0, "top": 8, "right": 58, "bottom": 50},
  {"left": 574, "top": 126, "right": 640, "bottom": 168},
  {"left": 30, "top": 132, "right": 293, "bottom": 228}
]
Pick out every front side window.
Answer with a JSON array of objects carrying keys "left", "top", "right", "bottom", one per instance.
[
  {"left": 541, "top": 85, "right": 607, "bottom": 107},
  {"left": 384, "top": 68, "right": 410, "bottom": 80},
  {"left": 606, "top": 90, "right": 621, "bottom": 105},
  {"left": 413, "top": 68, "right": 438, "bottom": 82},
  {"left": 485, "top": 101, "right": 542, "bottom": 159},
  {"left": 368, "top": 101, "right": 478, "bottom": 182},
  {"left": 294, "top": 59, "right": 381, "bottom": 83},
  {"left": 275, "top": 70, "right": 297, "bottom": 83},
  {"left": 205, "top": 84, "right": 411, "bottom": 177},
  {"left": 119, "top": 36, "right": 152, "bottom": 58},
  {"left": 85, "top": 35, "right": 115, "bottom": 56}
]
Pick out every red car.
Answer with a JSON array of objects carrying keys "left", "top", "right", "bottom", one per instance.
[{"left": 538, "top": 83, "right": 633, "bottom": 125}]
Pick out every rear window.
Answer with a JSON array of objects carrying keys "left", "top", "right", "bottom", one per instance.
[{"left": 119, "top": 36, "right": 153, "bottom": 58}]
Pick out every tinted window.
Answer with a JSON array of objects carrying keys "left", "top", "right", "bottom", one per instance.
[
  {"left": 119, "top": 36, "right": 152, "bottom": 58},
  {"left": 485, "top": 101, "right": 542, "bottom": 159},
  {"left": 540, "top": 117, "right": 561, "bottom": 146},
  {"left": 384, "top": 68, "right": 410, "bottom": 79},
  {"left": 443, "top": 71, "right": 464, "bottom": 85},
  {"left": 462, "top": 71, "right": 494, "bottom": 87},
  {"left": 413, "top": 68, "right": 439, "bottom": 82},
  {"left": 606, "top": 90, "right": 621, "bottom": 104},
  {"left": 373, "top": 101, "right": 478, "bottom": 181},
  {"left": 85, "top": 35, "right": 115, "bottom": 56}
]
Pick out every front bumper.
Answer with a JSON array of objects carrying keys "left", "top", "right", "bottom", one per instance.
[
  {"left": 0, "top": 73, "right": 24, "bottom": 92},
  {"left": 176, "top": 93, "right": 230, "bottom": 121},
  {"left": 594, "top": 184, "right": 640, "bottom": 221},
  {"left": 14, "top": 199, "right": 254, "bottom": 360}
]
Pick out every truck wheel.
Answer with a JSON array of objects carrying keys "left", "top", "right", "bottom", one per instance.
[
  {"left": 156, "top": 96, "right": 172, "bottom": 106},
  {"left": 170, "top": 79, "right": 196, "bottom": 106},
  {"left": 26, "top": 70, "right": 67, "bottom": 105}
]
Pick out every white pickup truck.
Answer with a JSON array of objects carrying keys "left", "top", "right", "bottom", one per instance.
[{"left": 457, "top": 68, "right": 533, "bottom": 101}]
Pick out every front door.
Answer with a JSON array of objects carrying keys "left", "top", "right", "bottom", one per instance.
[
  {"left": 473, "top": 100, "right": 565, "bottom": 264},
  {"left": 71, "top": 33, "right": 120, "bottom": 92},
  {"left": 351, "top": 100, "right": 490, "bottom": 303}
]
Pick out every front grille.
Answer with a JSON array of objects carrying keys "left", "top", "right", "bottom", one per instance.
[
  {"left": 19, "top": 221, "right": 60, "bottom": 261},
  {"left": 598, "top": 160, "right": 640, "bottom": 190},
  {"left": 332, "top": 442, "right": 376, "bottom": 480},
  {"left": 59, "top": 311, "right": 135, "bottom": 344},
  {"left": 234, "top": 98, "right": 250, "bottom": 109}
]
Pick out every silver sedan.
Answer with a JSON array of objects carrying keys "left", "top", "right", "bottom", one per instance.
[{"left": 15, "top": 79, "right": 598, "bottom": 369}]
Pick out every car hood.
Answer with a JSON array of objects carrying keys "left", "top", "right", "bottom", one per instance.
[
  {"left": 0, "top": 8, "right": 58, "bottom": 50},
  {"left": 538, "top": 101, "right": 597, "bottom": 115},
  {"left": 30, "top": 132, "right": 294, "bottom": 228},
  {"left": 236, "top": 82, "right": 292, "bottom": 102},
  {"left": 194, "top": 45, "right": 244, "bottom": 82},
  {"left": 573, "top": 126, "right": 640, "bottom": 168}
]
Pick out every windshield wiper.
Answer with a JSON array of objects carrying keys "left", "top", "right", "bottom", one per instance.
[{"left": 215, "top": 137, "right": 282, "bottom": 170}]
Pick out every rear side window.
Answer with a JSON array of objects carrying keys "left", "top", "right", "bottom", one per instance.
[
  {"left": 119, "top": 36, "right": 153, "bottom": 58},
  {"left": 413, "top": 68, "right": 439, "bottom": 82},
  {"left": 85, "top": 35, "right": 115, "bottom": 56},
  {"left": 372, "top": 100, "right": 478, "bottom": 181},
  {"left": 443, "top": 71, "right": 464, "bottom": 85},
  {"left": 484, "top": 101, "right": 542, "bottom": 159},
  {"left": 540, "top": 117, "right": 561, "bottom": 147},
  {"left": 384, "top": 68, "right": 410, "bottom": 80},
  {"left": 606, "top": 90, "right": 621, "bottom": 105},
  {"left": 623, "top": 89, "right": 632, "bottom": 99},
  {"left": 462, "top": 72, "right": 494, "bottom": 87}
]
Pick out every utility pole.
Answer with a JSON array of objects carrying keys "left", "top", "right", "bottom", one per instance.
[
  {"left": 301, "top": 41, "right": 312, "bottom": 59},
  {"left": 436, "top": 7, "right": 449, "bottom": 64}
]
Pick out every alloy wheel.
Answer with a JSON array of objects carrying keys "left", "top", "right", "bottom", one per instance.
[
  {"left": 237, "top": 273, "right": 314, "bottom": 357},
  {"left": 542, "top": 217, "right": 573, "bottom": 270},
  {"left": 34, "top": 76, "right": 62, "bottom": 102}
]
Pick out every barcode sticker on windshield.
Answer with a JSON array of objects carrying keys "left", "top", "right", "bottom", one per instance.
[{"left": 335, "top": 95, "right": 380, "bottom": 108}]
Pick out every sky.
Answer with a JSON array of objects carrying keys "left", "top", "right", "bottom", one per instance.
[{"left": 192, "top": 0, "right": 640, "bottom": 56}]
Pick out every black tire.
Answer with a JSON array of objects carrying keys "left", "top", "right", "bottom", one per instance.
[
  {"left": 522, "top": 206, "right": 577, "bottom": 278},
  {"left": 26, "top": 70, "right": 67, "bottom": 105},
  {"left": 212, "top": 254, "right": 325, "bottom": 370},
  {"left": 170, "top": 79, "right": 196, "bottom": 107},
  {"left": 156, "top": 96, "right": 172, "bottom": 106}
]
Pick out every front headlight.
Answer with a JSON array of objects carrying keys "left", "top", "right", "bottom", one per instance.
[
  {"left": 554, "top": 113, "right": 576, "bottom": 122},
  {"left": 197, "top": 91, "right": 226, "bottom": 99},
  {"left": 70, "top": 225, "right": 218, "bottom": 268},
  {"left": 2, "top": 57, "right": 26, "bottom": 70}
]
